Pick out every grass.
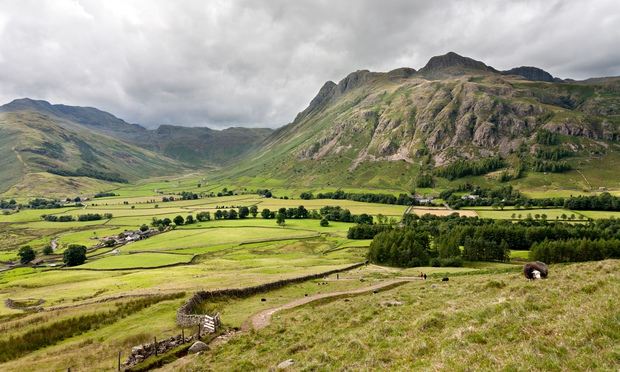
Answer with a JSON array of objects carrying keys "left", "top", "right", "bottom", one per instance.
[
  {"left": 122, "top": 227, "right": 320, "bottom": 253},
  {"left": 172, "top": 260, "right": 620, "bottom": 371},
  {"left": 75, "top": 253, "right": 194, "bottom": 270}
]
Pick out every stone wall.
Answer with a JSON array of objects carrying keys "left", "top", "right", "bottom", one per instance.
[{"left": 176, "top": 262, "right": 365, "bottom": 327}]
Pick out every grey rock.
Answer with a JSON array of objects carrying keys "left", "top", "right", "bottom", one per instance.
[
  {"left": 188, "top": 341, "right": 209, "bottom": 354},
  {"left": 277, "top": 359, "right": 295, "bottom": 369}
]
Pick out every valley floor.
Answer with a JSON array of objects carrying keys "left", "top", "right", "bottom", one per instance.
[{"left": 0, "top": 175, "right": 619, "bottom": 370}]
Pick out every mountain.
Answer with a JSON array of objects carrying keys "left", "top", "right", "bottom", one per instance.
[
  {"left": 0, "top": 99, "right": 272, "bottom": 195},
  {"left": 0, "top": 110, "right": 183, "bottom": 196},
  {"left": 1, "top": 99, "right": 273, "bottom": 167},
  {"left": 502, "top": 66, "right": 555, "bottom": 82},
  {"left": 220, "top": 52, "right": 620, "bottom": 192}
]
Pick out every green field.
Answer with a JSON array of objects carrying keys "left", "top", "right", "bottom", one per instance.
[
  {"left": 470, "top": 208, "right": 585, "bottom": 220},
  {"left": 76, "top": 252, "right": 194, "bottom": 270}
]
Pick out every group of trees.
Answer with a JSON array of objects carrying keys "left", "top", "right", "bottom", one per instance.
[
  {"left": 47, "top": 167, "right": 128, "bottom": 183},
  {"left": 531, "top": 238, "right": 620, "bottom": 263},
  {"left": 93, "top": 192, "right": 117, "bottom": 198},
  {"left": 530, "top": 159, "right": 572, "bottom": 173},
  {"left": 300, "top": 190, "right": 415, "bottom": 206},
  {"left": 443, "top": 184, "right": 620, "bottom": 212},
  {"left": 0, "top": 199, "right": 17, "bottom": 210},
  {"left": 42, "top": 213, "right": 112, "bottom": 222},
  {"left": 434, "top": 156, "right": 505, "bottom": 180},
  {"left": 364, "top": 213, "right": 620, "bottom": 267},
  {"left": 180, "top": 191, "right": 199, "bottom": 200},
  {"left": 16, "top": 244, "right": 86, "bottom": 267}
]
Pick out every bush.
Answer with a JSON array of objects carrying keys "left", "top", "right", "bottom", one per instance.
[
  {"left": 320, "top": 218, "right": 329, "bottom": 227},
  {"left": 42, "top": 245, "right": 54, "bottom": 255}
]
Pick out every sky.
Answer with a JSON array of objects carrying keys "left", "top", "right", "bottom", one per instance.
[{"left": 0, "top": 0, "right": 619, "bottom": 129}]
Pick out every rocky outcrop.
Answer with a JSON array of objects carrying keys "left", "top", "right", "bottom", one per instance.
[
  {"left": 502, "top": 66, "right": 555, "bottom": 82},
  {"left": 418, "top": 52, "right": 493, "bottom": 76}
]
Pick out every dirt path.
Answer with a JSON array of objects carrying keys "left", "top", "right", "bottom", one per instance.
[{"left": 243, "top": 279, "right": 415, "bottom": 331}]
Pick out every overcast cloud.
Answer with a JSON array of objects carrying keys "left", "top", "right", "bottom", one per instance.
[{"left": 0, "top": 0, "right": 619, "bottom": 129}]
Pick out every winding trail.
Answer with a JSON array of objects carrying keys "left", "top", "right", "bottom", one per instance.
[{"left": 242, "top": 279, "right": 416, "bottom": 331}]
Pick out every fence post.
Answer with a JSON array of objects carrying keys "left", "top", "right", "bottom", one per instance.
[
  {"left": 118, "top": 350, "right": 121, "bottom": 371},
  {"left": 198, "top": 323, "right": 201, "bottom": 339},
  {"left": 154, "top": 336, "right": 157, "bottom": 356},
  {"left": 182, "top": 328, "right": 185, "bottom": 343}
]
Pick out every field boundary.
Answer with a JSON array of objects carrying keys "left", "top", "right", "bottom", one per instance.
[{"left": 176, "top": 262, "right": 366, "bottom": 327}]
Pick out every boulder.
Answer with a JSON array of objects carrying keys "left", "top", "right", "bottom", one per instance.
[
  {"left": 277, "top": 359, "right": 295, "bottom": 369},
  {"left": 188, "top": 341, "right": 209, "bottom": 354}
]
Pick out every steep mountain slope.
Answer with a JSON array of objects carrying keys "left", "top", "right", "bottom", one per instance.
[
  {"left": 1, "top": 99, "right": 273, "bottom": 167},
  {"left": 222, "top": 52, "right": 620, "bottom": 192},
  {"left": 0, "top": 110, "right": 184, "bottom": 195}
]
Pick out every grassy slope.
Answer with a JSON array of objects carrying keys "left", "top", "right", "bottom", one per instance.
[
  {"left": 176, "top": 260, "right": 620, "bottom": 371},
  {"left": 0, "top": 111, "right": 184, "bottom": 196}
]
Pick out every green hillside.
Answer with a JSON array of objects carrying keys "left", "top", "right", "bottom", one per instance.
[
  {"left": 0, "top": 111, "right": 184, "bottom": 196},
  {"left": 216, "top": 53, "right": 620, "bottom": 194},
  {"left": 1, "top": 98, "right": 273, "bottom": 167}
]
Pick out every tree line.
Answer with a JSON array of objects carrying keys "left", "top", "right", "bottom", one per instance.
[
  {"left": 531, "top": 238, "right": 620, "bottom": 263},
  {"left": 41, "top": 213, "right": 113, "bottom": 222},
  {"left": 300, "top": 190, "right": 415, "bottom": 206}
]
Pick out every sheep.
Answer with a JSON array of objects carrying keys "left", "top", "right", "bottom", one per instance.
[{"left": 523, "top": 261, "right": 548, "bottom": 280}]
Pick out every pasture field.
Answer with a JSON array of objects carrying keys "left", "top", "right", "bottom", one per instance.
[
  {"left": 411, "top": 207, "right": 478, "bottom": 217},
  {"left": 75, "top": 252, "right": 194, "bottom": 270},
  {"left": 470, "top": 208, "right": 585, "bottom": 220},
  {"left": 576, "top": 210, "right": 620, "bottom": 219},
  {"left": 173, "top": 260, "right": 620, "bottom": 372}
]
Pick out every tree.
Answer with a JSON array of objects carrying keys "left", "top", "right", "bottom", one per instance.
[
  {"left": 162, "top": 217, "right": 172, "bottom": 226},
  {"left": 249, "top": 205, "right": 258, "bottom": 218},
  {"left": 320, "top": 218, "right": 329, "bottom": 227},
  {"left": 63, "top": 245, "right": 87, "bottom": 267},
  {"left": 18, "top": 246, "right": 35, "bottom": 264},
  {"left": 42, "top": 245, "right": 54, "bottom": 255},
  {"left": 185, "top": 215, "right": 194, "bottom": 224},
  {"left": 261, "top": 208, "right": 272, "bottom": 219},
  {"left": 139, "top": 224, "right": 149, "bottom": 232},
  {"left": 173, "top": 215, "right": 184, "bottom": 226},
  {"left": 196, "top": 211, "right": 211, "bottom": 221},
  {"left": 276, "top": 212, "right": 286, "bottom": 226},
  {"left": 238, "top": 206, "right": 250, "bottom": 219},
  {"left": 228, "top": 209, "right": 238, "bottom": 219}
]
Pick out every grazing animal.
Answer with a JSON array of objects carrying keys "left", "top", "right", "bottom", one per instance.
[
  {"left": 523, "top": 261, "right": 548, "bottom": 280},
  {"left": 442, "top": 277, "right": 449, "bottom": 282}
]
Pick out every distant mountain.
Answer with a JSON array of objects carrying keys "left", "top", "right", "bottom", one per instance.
[
  {"left": 0, "top": 109, "right": 183, "bottom": 195},
  {"left": 0, "top": 99, "right": 273, "bottom": 168},
  {"left": 222, "top": 52, "right": 620, "bottom": 191}
]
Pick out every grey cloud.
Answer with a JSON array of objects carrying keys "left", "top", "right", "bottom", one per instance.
[{"left": 0, "top": 0, "right": 618, "bottom": 129}]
